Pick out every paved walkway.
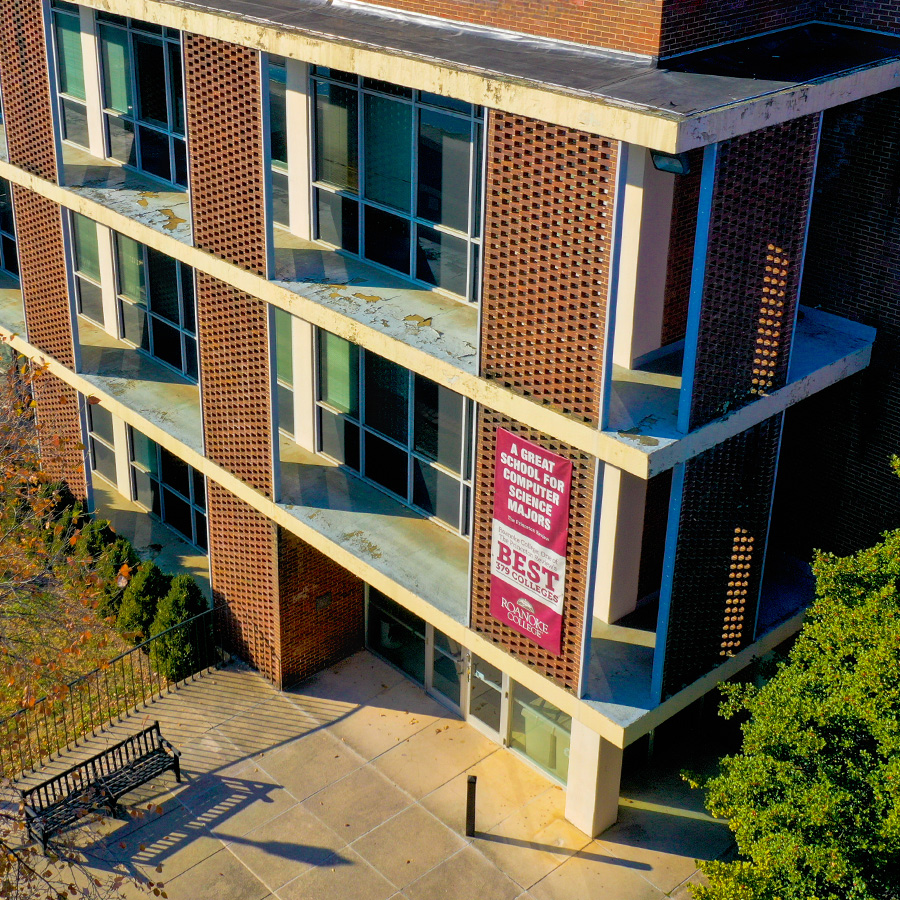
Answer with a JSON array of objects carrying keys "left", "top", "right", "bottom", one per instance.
[{"left": 36, "top": 652, "right": 733, "bottom": 899}]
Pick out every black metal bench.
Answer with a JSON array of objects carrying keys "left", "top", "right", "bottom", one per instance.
[{"left": 19, "top": 722, "right": 181, "bottom": 852}]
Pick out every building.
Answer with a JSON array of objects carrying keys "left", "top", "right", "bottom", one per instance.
[{"left": 1, "top": 0, "right": 899, "bottom": 838}]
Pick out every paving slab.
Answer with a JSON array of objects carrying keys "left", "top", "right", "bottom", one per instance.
[
  {"left": 161, "top": 846, "right": 271, "bottom": 900},
  {"left": 403, "top": 845, "right": 521, "bottom": 900},
  {"left": 278, "top": 846, "right": 397, "bottom": 900},
  {"left": 528, "top": 846, "right": 666, "bottom": 900}
]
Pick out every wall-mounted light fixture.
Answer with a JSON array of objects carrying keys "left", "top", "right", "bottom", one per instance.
[{"left": 650, "top": 150, "right": 692, "bottom": 175}]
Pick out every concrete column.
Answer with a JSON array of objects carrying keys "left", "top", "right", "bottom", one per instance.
[
  {"left": 111, "top": 415, "right": 131, "bottom": 498},
  {"left": 78, "top": 6, "right": 107, "bottom": 159},
  {"left": 285, "top": 59, "right": 311, "bottom": 240},
  {"left": 565, "top": 719, "right": 623, "bottom": 837},
  {"left": 612, "top": 145, "right": 675, "bottom": 369},
  {"left": 95, "top": 223, "right": 119, "bottom": 337},
  {"left": 292, "top": 316, "right": 316, "bottom": 453},
  {"left": 593, "top": 465, "right": 647, "bottom": 624}
]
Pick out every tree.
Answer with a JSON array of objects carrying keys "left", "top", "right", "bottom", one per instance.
[
  {"left": 116, "top": 562, "right": 170, "bottom": 645},
  {"left": 696, "top": 523, "right": 900, "bottom": 900},
  {"left": 150, "top": 574, "right": 209, "bottom": 681}
]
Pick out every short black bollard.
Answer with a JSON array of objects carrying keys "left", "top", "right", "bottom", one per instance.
[{"left": 465, "top": 774, "right": 477, "bottom": 837}]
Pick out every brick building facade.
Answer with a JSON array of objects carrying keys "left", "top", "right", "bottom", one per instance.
[{"left": 0, "top": 0, "right": 897, "bottom": 835}]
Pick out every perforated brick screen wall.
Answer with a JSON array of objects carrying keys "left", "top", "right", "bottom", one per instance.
[
  {"left": 353, "top": 0, "right": 664, "bottom": 54},
  {"left": 689, "top": 116, "right": 819, "bottom": 430},
  {"left": 31, "top": 372, "right": 87, "bottom": 501},
  {"left": 659, "top": 0, "right": 817, "bottom": 57},
  {"left": 12, "top": 188, "right": 74, "bottom": 366},
  {"left": 660, "top": 415, "right": 781, "bottom": 699},
  {"left": 184, "top": 34, "right": 267, "bottom": 276},
  {"left": 481, "top": 113, "right": 616, "bottom": 425},
  {"left": 278, "top": 529, "right": 364, "bottom": 686},
  {"left": 0, "top": 0, "right": 57, "bottom": 181},
  {"left": 207, "top": 482, "right": 281, "bottom": 682},
  {"left": 471, "top": 411, "right": 594, "bottom": 692},
  {"left": 770, "top": 90, "right": 900, "bottom": 559},
  {"left": 661, "top": 149, "right": 703, "bottom": 347}
]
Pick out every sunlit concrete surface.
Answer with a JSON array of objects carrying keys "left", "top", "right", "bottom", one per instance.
[
  {"left": 92, "top": 479, "right": 211, "bottom": 599},
  {"left": 9, "top": 653, "right": 733, "bottom": 899}
]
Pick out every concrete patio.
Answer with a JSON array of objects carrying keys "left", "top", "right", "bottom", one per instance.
[{"left": 30, "top": 652, "right": 733, "bottom": 899}]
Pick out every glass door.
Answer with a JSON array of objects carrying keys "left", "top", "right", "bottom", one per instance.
[
  {"left": 426, "top": 631, "right": 465, "bottom": 714},
  {"left": 468, "top": 655, "right": 507, "bottom": 742}
]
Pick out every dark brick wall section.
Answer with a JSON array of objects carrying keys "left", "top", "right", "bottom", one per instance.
[
  {"left": 481, "top": 112, "right": 616, "bottom": 424},
  {"left": 821, "top": 1, "right": 900, "bottom": 32},
  {"left": 207, "top": 483, "right": 282, "bottom": 683},
  {"left": 661, "top": 148, "right": 703, "bottom": 347},
  {"left": 12, "top": 188, "right": 74, "bottom": 367},
  {"left": 659, "top": 0, "right": 817, "bottom": 57},
  {"left": 661, "top": 415, "right": 781, "bottom": 698},
  {"left": 278, "top": 530, "right": 365, "bottom": 686},
  {"left": 184, "top": 34, "right": 267, "bottom": 276},
  {"left": 353, "top": 0, "right": 664, "bottom": 54},
  {"left": 0, "top": 0, "right": 58, "bottom": 180},
  {"left": 471, "top": 410, "right": 594, "bottom": 693},
  {"left": 777, "top": 90, "right": 900, "bottom": 556},
  {"left": 32, "top": 372, "right": 87, "bottom": 502},
  {"left": 689, "top": 116, "right": 819, "bottom": 430}
]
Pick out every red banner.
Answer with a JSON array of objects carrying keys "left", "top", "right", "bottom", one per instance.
[{"left": 489, "top": 428, "right": 572, "bottom": 655}]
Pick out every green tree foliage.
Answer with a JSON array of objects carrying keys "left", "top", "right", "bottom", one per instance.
[
  {"left": 116, "top": 561, "right": 170, "bottom": 644},
  {"left": 697, "top": 529, "right": 900, "bottom": 900},
  {"left": 149, "top": 574, "right": 209, "bottom": 681},
  {"left": 95, "top": 537, "right": 140, "bottom": 619}
]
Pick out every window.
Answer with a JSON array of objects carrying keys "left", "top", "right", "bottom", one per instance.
[
  {"left": 0, "top": 179, "right": 18, "bottom": 278},
  {"left": 311, "top": 68, "right": 484, "bottom": 302},
  {"left": 268, "top": 56, "right": 289, "bottom": 228},
  {"left": 509, "top": 683, "right": 571, "bottom": 785},
  {"left": 273, "top": 307, "right": 294, "bottom": 436},
  {"left": 51, "top": 0, "right": 90, "bottom": 150},
  {"left": 129, "top": 427, "right": 207, "bottom": 551},
  {"left": 87, "top": 404, "right": 117, "bottom": 485},
  {"left": 71, "top": 213, "right": 103, "bottom": 323},
  {"left": 97, "top": 13, "right": 187, "bottom": 186},
  {"left": 115, "top": 234, "right": 197, "bottom": 380},
  {"left": 316, "top": 330, "right": 473, "bottom": 534}
]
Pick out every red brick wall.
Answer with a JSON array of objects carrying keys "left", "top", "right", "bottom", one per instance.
[
  {"left": 278, "top": 530, "right": 365, "bottom": 686},
  {"left": 0, "top": 0, "right": 57, "bottom": 181},
  {"left": 32, "top": 372, "right": 88, "bottom": 502},
  {"left": 821, "top": 1, "right": 900, "bottom": 32},
  {"left": 356, "top": 0, "right": 664, "bottom": 54}
]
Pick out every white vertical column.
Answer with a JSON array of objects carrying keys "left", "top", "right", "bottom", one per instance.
[
  {"left": 611, "top": 146, "right": 676, "bottom": 369},
  {"left": 285, "top": 60, "right": 311, "bottom": 240},
  {"left": 96, "top": 223, "right": 118, "bottom": 338},
  {"left": 78, "top": 5, "right": 107, "bottom": 159},
  {"left": 593, "top": 465, "right": 648, "bottom": 624},
  {"left": 112, "top": 415, "right": 131, "bottom": 497},
  {"left": 565, "top": 719, "right": 623, "bottom": 837},
  {"left": 292, "top": 317, "right": 316, "bottom": 453}
]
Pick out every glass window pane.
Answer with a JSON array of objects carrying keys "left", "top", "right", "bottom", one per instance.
[
  {"left": 72, "top": 214, "right": 100, "bottom": 281},
  {"left": 318, "top": 408, "right": 360, "bottom": 471},
  {"left": 415, "top": 225, "right": 468, "bottom": 297},
  {"left": 417, "top": 109, "right": 470, "bottom": 231},
  {"left": 0, "top": 180, "right": 15, "bottom": 235},
  {"left": 1, "top": 237, "right": 18, "bottom": 277},
  {"left": 363, "top": 206, "right": 410, "bottom": 275},
  {"left": 134, "top": 35, "right": 168, "bottom": 126},
  {"left": 173, "top": 138, "right": 188, "bottom": 187},
  {"left": 413, "top": 374, "right": 463, "bottom": 472},
  {"left": 137, "top": 125, "right": 171, "bottom": 181},
  {"left": 130, "top": 428, "right": 158, "bottom": 473},
  {"left": 470, "top": 656, "right": 503, "bottom": 734},
  {"left": 432, "top": 644, "right": 461, "bottom": 706},
  {"left": 364, "top": 94, "right": 412, "bottom": 213},
  {"left": 318, "top": 331, "right": 358, "bottom": 416},
  {"left": 194, "top": 510, "right": 208, "bottom": 551},
  {"left": 106, "top": 115, "right": 136, "bottom": 167},
  {"left": 269, "top": 60, "right": 287, "bottom": 165},
  {"left": 55, "top": 12, "right": 86, "bottom": 100},
  {"left": 510, "top": 683, "right": 572, "bottom": 785},
  {"left": 91, "top": 437, "right": 117, "bottom": 484},
  {"left": 89, "top": 404, "right": 115, "bottom": 445},
  {"left": 417, "top": 91, "right": 471, "bottom": 114},
  {"left": 314, "top": 82, "right": 358, "bottom": 191},
  {"left": 272, "top": 169, "right": 290, "bottom": 228},
  {"left": 150, "top": 317, "right": 183, "bottom": 371},
  {"left": 363, "top": 431, "right": 408, "bottom": 499},
  {"left": 180, "top": 264, "right": 195, "bottom": 332},
  {"left": 146, "top": 247, "right": 179, "bottom": 323},
  {"left": 159, "top": 445, "right": 190, "bottom": 496},
  {"left": 278, "top": 383, "right": 294, "bottom": 437},
  {"left": 364, "top": 353, "right": 408, "bottom": 444},
  {"left": 99, "top": 25, "right": 133, "bottom": 114},
  {"left": 78, "top": 277, "right": 104, "bottom": 324},
  {"left": 120, "top": 300, "right": 149, "bottom": 349},
  {"left": 472, "top": 120, "right": 483, "bottom": 238},
  {"left": 167, "top": 42, "right": 184, "bottom": 135},
  {"left": 162, "top": 487, "right": 192, "bottom": 541},
  {"left": 316, "top": 190, "right": 358, "bottom": 254},
  {"left": 183, "top": 336, "right": 198, "bottom": 382},
  {"left": 133, "top": 469, "right": 161, "bottom": 514},
  {"left": 273, "top": 307, "right": 293, "bottom": 386},
  {"left": 192, "top": 469, "right": 206, "bottom": 510},
  {"left": 362, "top": 78, "right": 412, "bottom": 99},
  {"left": 366, "top": 590, "right": 425, "bottom": 683},
  {"left": 312, "top": 66, "right": 357, "bottom": 85},
  {"left": 413, "top": 460, "right": 460, "bottom": 528},
  {"left": 116, "top": 234, "right": 145, "bottom": 302},
  {"left": 61, "top": 98, "right": 90, "bottom": 149}
]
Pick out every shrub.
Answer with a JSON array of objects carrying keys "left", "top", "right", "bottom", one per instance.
[
  {"left": 116, "top": 561, "right": 170, "bottom": 644},
  {"left": 150, "top": 575, "right": 210, "bottom": 681},
  {"left": 95, "top": 537, "right": 140, "bottom": 619}
]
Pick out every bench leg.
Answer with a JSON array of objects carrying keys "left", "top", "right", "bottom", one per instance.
[{"left": 173, "top": 758, "right": 181, "bottom": 783}]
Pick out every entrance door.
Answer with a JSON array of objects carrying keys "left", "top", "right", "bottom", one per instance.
[
  {"left": 426, "top": 631, "right": 465, "bottom": 714},
  {"left": 468, "top": 655, "right": 507, "bottom": 742}
]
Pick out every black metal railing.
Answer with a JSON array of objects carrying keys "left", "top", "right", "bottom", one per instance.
[{"left": 0, "top": 607, "right": 225, "bottom": 778}]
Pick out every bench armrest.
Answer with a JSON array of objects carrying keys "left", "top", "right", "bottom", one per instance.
[
  {"left": 20, "top": 802, "right": 40, "bottom": 822},
  {"left": 159, "top": 738, "right": 181, "bottom": 758}
]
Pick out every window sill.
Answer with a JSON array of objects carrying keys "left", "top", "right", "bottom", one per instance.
[{"left": 279, "top": 435, "right": 470, "bottom": 626}]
